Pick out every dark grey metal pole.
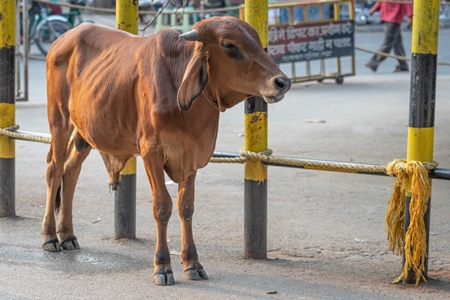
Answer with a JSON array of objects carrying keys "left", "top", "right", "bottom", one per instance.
[
  {"left": 114, "top": 0, "right": 138, "bottom": 239},
  {"left": 0, "top": 0, "right": 16, "bottom": 218},
  {"left": 115, "top": 167, "right": 136, "bottom": 239},
  {"left": 403, "top": 0, "right": 439, "bottom": 283},
  {"left": 244, "top": 172, "right": 267, "bottom": 258},
  {"left": 244, "top": 97, "right": 268, "bottom": 259},
  {"left": 243, "top": 0, "right": 269, "bottom": 259}
]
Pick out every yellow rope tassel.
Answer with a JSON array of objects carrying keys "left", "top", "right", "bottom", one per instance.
[
  {"left": 386, "top": 160, "right": 435, "bottom": 285},
  {"left": 385, "top": 160, "right": 407, "bottom": 255}
]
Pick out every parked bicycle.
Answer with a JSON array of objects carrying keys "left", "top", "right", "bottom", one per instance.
[
  {"left": 64, "top": 0, "right": 90, "bottom": 27},
  {"left": 22, "top": 0, "right": 89, "bottom": 56}
]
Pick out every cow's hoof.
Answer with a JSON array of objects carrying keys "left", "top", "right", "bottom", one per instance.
[
  {"left": 42, "top": 237, "right": 61, "bottom": 252},
  {"left": 60, "top": 236, "right": 80, "bottom": 250},
  {"left": 184, "top": 264, "right": 208, "bottom": 280},
  {"left": 153, "top": 269, "right": 175, "bottom": 286}
]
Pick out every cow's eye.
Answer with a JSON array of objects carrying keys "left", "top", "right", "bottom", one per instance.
[
  {"left": 221, "top": 43, "right": 243, "bottom": 60},
  {"left": 221, "top": 43, "right": 236, "bottom": 49}
]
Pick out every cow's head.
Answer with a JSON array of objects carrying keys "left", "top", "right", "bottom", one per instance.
[{"left": 177, "top": 16, "right": 291, "bottom": 112}]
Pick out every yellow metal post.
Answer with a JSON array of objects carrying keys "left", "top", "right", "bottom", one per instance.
[
  {"left": 245, "top": 0, "right": 268, "bottom": 48},
  {"left": 116, "top": 0, "right": 139, "bottom": 33},
  {"left": 244, "top": 0, "right": 268, "bottom": 259},
  {"left": 0, "top": 0, "right": 16, "bottom": 217},
  {"left": 115, "top": 0, "right": 138, "bottom": 239},
  {"left": 401, "top": 0, "right": 440, "bottom": 284}
]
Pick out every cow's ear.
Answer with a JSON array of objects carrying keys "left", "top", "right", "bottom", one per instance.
[{"left": 177, "top": 45, "right": 209, "bottom": 111}]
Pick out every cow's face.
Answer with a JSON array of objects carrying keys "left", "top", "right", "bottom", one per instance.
[{"left": 177, "top": 16, "right": 291, "bottom": 111}]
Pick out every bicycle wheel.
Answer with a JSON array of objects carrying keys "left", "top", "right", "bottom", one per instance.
[{"left": 36, "top": 20, "right": 72, "bottom": 56}]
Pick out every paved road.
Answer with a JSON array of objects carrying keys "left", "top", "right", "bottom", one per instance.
[{"left": 2, "top": 13, "right": 450, "bottom": 300}]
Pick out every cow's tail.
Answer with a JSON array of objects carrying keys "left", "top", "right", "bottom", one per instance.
[
  {"left": 54, "top": 125, "right": 75, "bottom": 215},
  {"left": 55, "top": 185, "right": 62, "bottom": 214},
  {"left": 46, "top": 144, "right": 63, "bottom": 215}
]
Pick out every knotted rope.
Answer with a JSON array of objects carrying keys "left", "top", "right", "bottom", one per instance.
[
  {"left": 211, "top": 148, "right": 388, "bottom": 173},
  {"left": 386, "top": 159, "right": 438, "bottom": 285}
]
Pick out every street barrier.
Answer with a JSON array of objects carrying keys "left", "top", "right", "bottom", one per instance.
[{"left": 255, "top": 0, "right": 356, "bottom": 84}]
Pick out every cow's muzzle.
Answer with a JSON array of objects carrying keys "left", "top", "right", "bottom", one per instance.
[
  {"left": 275, "top": 76, "right": 291, "bottom": 93},
  {"left": 263, "top": 76, "right": 291, "bottom": 104}
]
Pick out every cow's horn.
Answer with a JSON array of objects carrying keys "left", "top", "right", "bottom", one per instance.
[{"left": 179, "top": 30, "right": 201, "bottom": 41}]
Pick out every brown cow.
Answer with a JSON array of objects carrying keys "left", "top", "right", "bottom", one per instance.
[{"left": 42, "top": 16, "right": 291, "bottom": 285}]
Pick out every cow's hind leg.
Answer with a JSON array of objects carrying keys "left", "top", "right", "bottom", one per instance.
[
  {"left": 42, "top": 54, "right": 74, "bottom": 251},
  {"left": 42, "top": 127, "right": 72, "bottom": 252},
  {"left": 58, "top": 133, "right": 92, "bottom": 250},
  {"left": 177, "top": 173, "right": 208, "bottom": 281}
]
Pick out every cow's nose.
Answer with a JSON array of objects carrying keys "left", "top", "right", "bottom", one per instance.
[{"left": 274, "top": 77, "right": 291, "bottom": 92}]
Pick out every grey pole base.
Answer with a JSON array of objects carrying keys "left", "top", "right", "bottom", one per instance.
[{"left": 114, "top": 174, "right": 136, "bottom": 239}]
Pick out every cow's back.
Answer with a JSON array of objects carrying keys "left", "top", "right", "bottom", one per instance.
[
  {"left": 46, "top": 23, "right": 190, "bottom": 110},
  {"left": 48, "top": 23, "right": 139, "bottom": 59},
  {"left": 47, "top": 23, "right": 144, "bottom": 87}
]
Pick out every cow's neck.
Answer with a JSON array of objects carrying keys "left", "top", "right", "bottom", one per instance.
[
  {"left": 202, "top": 82, "right": 245, "bottom": 113},
  {"left": 170, "top": 94, "right": 220, "bottom": 176}
]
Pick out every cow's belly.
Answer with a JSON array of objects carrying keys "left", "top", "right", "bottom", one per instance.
[{"left": 69, "top": 97, "right": 140, "bottom": 155}]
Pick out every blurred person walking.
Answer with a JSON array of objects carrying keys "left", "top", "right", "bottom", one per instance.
[{"left": 364, "top": 1, "right": 413, "bottom": 72}]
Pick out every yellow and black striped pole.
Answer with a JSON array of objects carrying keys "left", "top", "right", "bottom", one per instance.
[
  {"left": 114, "top": 0, "right": 138, "bottom": 239},
  {"left": 0, "top": 0, "right": 16, "bottom": 217},
  {"left": 403, "top": 0, "right": 440, "bottom": 284},
  {"left": 243, "top": 0, "right": 268, "bottom": 259}
]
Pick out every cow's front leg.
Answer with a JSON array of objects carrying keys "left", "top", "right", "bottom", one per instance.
[
  {"left": 177, "top": 173, "right": 208, "bottom": 281},
  {"left": 141, "top": 148, "right": 174, "bottom": 286},
  {"left": 152, "top": 188, "right": 174, "bottom": 286}
]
